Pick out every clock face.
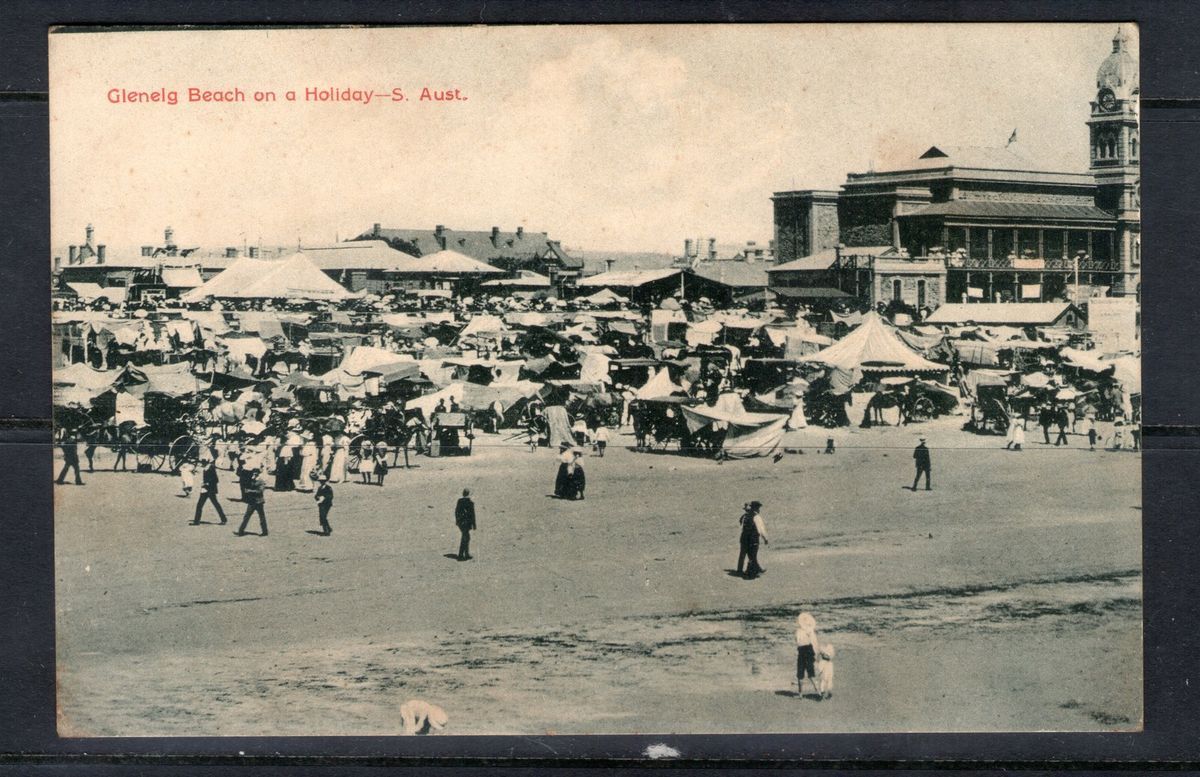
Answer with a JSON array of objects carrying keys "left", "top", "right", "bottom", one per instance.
[{"left": 1099, "top": 88, "right": 1117, "bottom": 111}]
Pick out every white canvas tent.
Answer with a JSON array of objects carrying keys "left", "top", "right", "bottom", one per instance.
[
  {"left": 801, "top": 311, "right": 946, "bottom": 373},
  {"left": 681, "top": 394, "right": 788, "bottom": 459},
  {"left": 182, "top": 252, "right": 354, "bottom": 301}
]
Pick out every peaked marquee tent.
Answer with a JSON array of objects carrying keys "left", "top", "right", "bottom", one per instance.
[
  {"left": 800, "top": 311, "right": 946, "bottom": 374},
  {"left": 182, "top": 252, "right": 355, "bottom": 301}
]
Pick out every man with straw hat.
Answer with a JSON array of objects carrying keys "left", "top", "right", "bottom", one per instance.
[{"left": 912, "top": 435, "right": 932, "bottom": 491}]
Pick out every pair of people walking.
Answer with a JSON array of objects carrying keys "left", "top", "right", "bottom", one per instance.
[{"left": 737, "top": 501, "right": 769, "bottom": 579}]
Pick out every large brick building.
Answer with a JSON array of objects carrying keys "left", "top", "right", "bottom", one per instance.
[{"left": 770, "top": 27, "right": 1140, "bottom": 307}]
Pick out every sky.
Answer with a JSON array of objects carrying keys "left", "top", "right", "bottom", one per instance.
[{"left": 50, "top": 23, "right": 1132, "bottom": 255}]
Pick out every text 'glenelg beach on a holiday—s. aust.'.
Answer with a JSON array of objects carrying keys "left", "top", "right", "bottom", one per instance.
[{"left": 105, "top": 86, "right": 468, "bottom": 106}]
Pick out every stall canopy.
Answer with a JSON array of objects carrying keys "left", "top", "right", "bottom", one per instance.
[
  {"left": 182, "top": 252, "right": 355, "bottom": 301},
  {"left": 681, "top": 394, "right": 788, "bottom": 459},
  {"left": 801, "top": 312, "right": 946, "bottom": 373}
]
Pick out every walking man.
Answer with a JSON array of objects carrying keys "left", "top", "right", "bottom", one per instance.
[
  {"left": 55, "top": 430, "right": 84, "bottom": 485},
  {"left": 737, "top": 501, "right": 769, "bottom": 579},
  {"left": 455, "top": 488, "right": 476, "bottom": 560},
  {"left": 236, "top": 467, "right": 268, "bottom": 536},
  {"left": 191, "top": 456, "right": 228, "bottom": 525},
  {"left": 1038, "top": 406, "right": 1053, "bottom": 445},
  {"left": 1054, "top": 406, "right": 1070, "bottom": 446},
  {"left": 314, "top": 474, "right": 333, "bottom": 536},
  {"left": 912, "top": 435, "right": 932, "bottom": 491}
]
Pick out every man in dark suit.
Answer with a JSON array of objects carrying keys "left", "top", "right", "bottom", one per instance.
[
  {"left": 455, "top": 488, "right": 476, "bottom": 561},
  {"left": 912, "top": 436, "right": 932, "bottom": 491},
  {"left": 236, "top": 467, "right": 268, "bottom": 536},
  {"left": 191, "top": 456, "right": 227, "bottom": 525},
  {"left": 55, "top": 430, "right": 84, "bottom": 485},
  {"left": 314, "top": 475, "right": 334, "bottom": 536}
]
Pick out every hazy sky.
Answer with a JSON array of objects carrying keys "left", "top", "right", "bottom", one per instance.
[{"left": 50, "top": 24, "right": 1131, "bottom": 254}]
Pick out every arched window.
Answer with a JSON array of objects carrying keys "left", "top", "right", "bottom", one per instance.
[
  {"left": 892, "top": 278, "right": 902, "bottom": 301},
  {"left": 1130, "top": 134, "right": 1138, "bottom": 159}
]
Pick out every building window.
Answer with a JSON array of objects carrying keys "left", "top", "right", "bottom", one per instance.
[
  {"left": 969, "top": 227, "right": 989, "bottom": 261},
  {"left": 892, "top": 278, "right": 902, "bottom": 302},
  {"left": 993, "top": 229, "right": 1014, "bottom": 261},
  {"left": 1068, "top": 230, "right": 1090, "bottom": 259},
  {"left": 946, "top": 227, "right": 967, "bottom": 253},
  {"left": 917, "top": 279, "right": 927, "bottom": 308},
  {"left": 1044, "top": 229, "right": 1064, "bottom": 260},
  {"left": 1093, "top": 231, "right": 1113, "bottom": 266},
  {"left": 1130, "top": 134, "right": 1138, "bottom": 160},
  {"left": 1017, "top": 229, "right": 1039, "bottom": 258}
]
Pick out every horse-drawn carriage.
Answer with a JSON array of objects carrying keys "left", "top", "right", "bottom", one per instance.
[{"left": 429, "top": 412, "right": 474, "bottom": 457}]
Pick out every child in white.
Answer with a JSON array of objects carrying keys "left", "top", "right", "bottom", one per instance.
[{"left": 815, "top": 643, "right": 835, "bottom": 699}]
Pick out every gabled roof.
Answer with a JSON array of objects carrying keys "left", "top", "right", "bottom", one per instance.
[
  {"left": 900, "top": 200, "right": 1115, "bottom": 222},
  {"left": 577, "top": 268, "right": 681, "bottom": 288},
  {"left": 301, "top": 240, "right": 418, "bottom": 271},
  {"left": 393, "top": 249, "right": 506, "bottom": 275},
  {"left": 357, "top": 226, "right": 572, "bottom": 265},
  {"left": 925, "top": 302, "right": 1078, "bottom": 326},
  {"left": 767, "top": 246, "right": 895, "bottom": 273}
]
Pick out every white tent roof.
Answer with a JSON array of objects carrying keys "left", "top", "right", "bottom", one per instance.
[
  {"left": 395, "top": 249, "right": 505, "bottom": 275},
  {"left": 182, "top": 252, "right": 354, "bottom": 301},
  {"left": 635, "top": 368, "right": 686, "bottom": 399},
  {"left": 801, "top": 311, "right": 946, "bottom": 372}
]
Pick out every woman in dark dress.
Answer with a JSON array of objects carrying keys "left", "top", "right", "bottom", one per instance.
[{"left": 570, "top": 454, "right": 586, "bottom": 500}]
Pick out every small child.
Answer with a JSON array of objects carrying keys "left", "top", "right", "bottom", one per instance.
[
  {"left": 178, "top": 460, "right": 196, "bottom": 497},
  {"left": 815, "top": 643, "right": 836, "bottom": 700}
]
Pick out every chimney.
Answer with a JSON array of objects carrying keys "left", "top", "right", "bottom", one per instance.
[
  {"left": 69, "top": 245, "right": 78, "bottom": 265},
  {"left": 373, "top": 222, "right": 381, "bottom": 237},
  {"left": 517, "top": 226, "right": 524, "bottom": 239},
  {"left": 226, "top": 247, "right": 238, "bottom": 258},
  {"left": 248, "top": 246, "right": 259, "bottom": 258},
  {"left": 85, "top": 223, "right": 94, "bottom": 247},
  {"left": 491, "top": 226, "right": 500, "bottom": 246},
  {"left": 141, "top": 245, "right": 153, "bottom": 257},
  {"left": 708, "top": 238, "right": 717, "bottom": 261},
  {"left": 684, "top": 239, "right": 693, "bottom": 258},
  {"left": 164, "top": 226, "right": 175, "bottom": 247},
  {"left": 434, "top": 224, "right": 446, "bottom": 249},
  {"left": 54, "top": 256, "right": 62, "bottom": 272},
  {"left": 97, "top": 245, "right": 106, "bottom": 264},
  {"left": 605, "top": 259, "right": 616, "bottom": 272}
]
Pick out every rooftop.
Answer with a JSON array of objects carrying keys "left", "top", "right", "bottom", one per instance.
[{"left": 926, "top": 302, "right": 1078, "bottom": 325}]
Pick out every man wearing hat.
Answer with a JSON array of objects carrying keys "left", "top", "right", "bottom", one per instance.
[
  {"left": 455, "top": 488, "right": 476, "bottom": 560},
  {"left": 314, "top": 474, "right": 334, "bottom": 536},
  {"left": 191, "top": 455, "right": 227, "bottom": 525},
  {"left": 236, "top": 466, "right": 269, "bottom": 536},
  {"left": 912, "top": 436, "right": 932, "bottom": 491}
]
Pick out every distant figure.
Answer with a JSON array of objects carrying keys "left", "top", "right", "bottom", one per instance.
[
  {"left": 192, "top": 457, "right": 227, "bottom": 525},
  {"left": 554, "top": 442, "right": 573, "bottom": 498},
  {"left": 593, "top": 425, "right": 610, "bottom": 457},
  {"left": 399, "top": 699, "right": 448, "bottom": 735},
  {"left": 55, "top": 431, "right": 84, "bottom": 485},
  {"left": 1054, "top": 407, "right": 1070, "bottom": 446},
  {"left": 113, "top": 428, "right": 132, "bottom": 471},
  {"left": 1038, "top": 406, "right": 1053, "bottom": 445},
  {"left": 824, "top": 436, "right": 835, "bottom": 454},
  {"left": 359, "top": 439, "right": 375, "bottom": 484},
  {"left": 178, "top": 459, "right": 196, "bottom": 497},
  {"left": 455, "top": 488, "right": 476, "bottom": 560},
  {"left": 570, "top": 451, "right": 586, "bottom": 500},
  {"left": 795, "top": 612, "right": 821, "bottom": 698},
  {"left": 816, "top": 643, "right": 836, "bottom": 700},
  {"left": 737, "top": 501, "right": 768, "bottom": 579},
  {"left": 1086, "top": 415, "right": 1098, "bottom": 450},
  {"left": 236, "top": 467, "right": 268, "bottom": 537},
  {"left": 374, "top": 442, "right": 390, "bottom": 486},
  {"left": 314, "top": 474, "right": 333, "bottom": 536},
  {"left": 449, "top": 397, "right": 461, "bottom": 413},
  {"left": 912, "top": 436, "right": 931, "bottom": 491},
  {"left": 435, "top": 399, "right": 448, "bottom": 414}
]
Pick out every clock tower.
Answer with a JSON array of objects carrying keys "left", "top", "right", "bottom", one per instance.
[{"left": 1088, "top": 25, "right": 1140, "bottom": 296}]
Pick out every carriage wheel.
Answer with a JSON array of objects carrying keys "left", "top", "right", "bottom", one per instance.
[
  {"left": 909, "top": 396, "right": 935, "bottom": 422},
  {"left": 136, "top": 431, "right": 168, "bottom": 471},
  {"left": 168, "top": 435, "right": 198, "bottom": 473}
]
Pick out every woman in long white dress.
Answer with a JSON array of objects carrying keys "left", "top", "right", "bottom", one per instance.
[
  {"left": 328, "top": 433, "right": 350, "bottom": 483},
  {"left": 296, "top": 433, "right": 318, "bottom": 492}
]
